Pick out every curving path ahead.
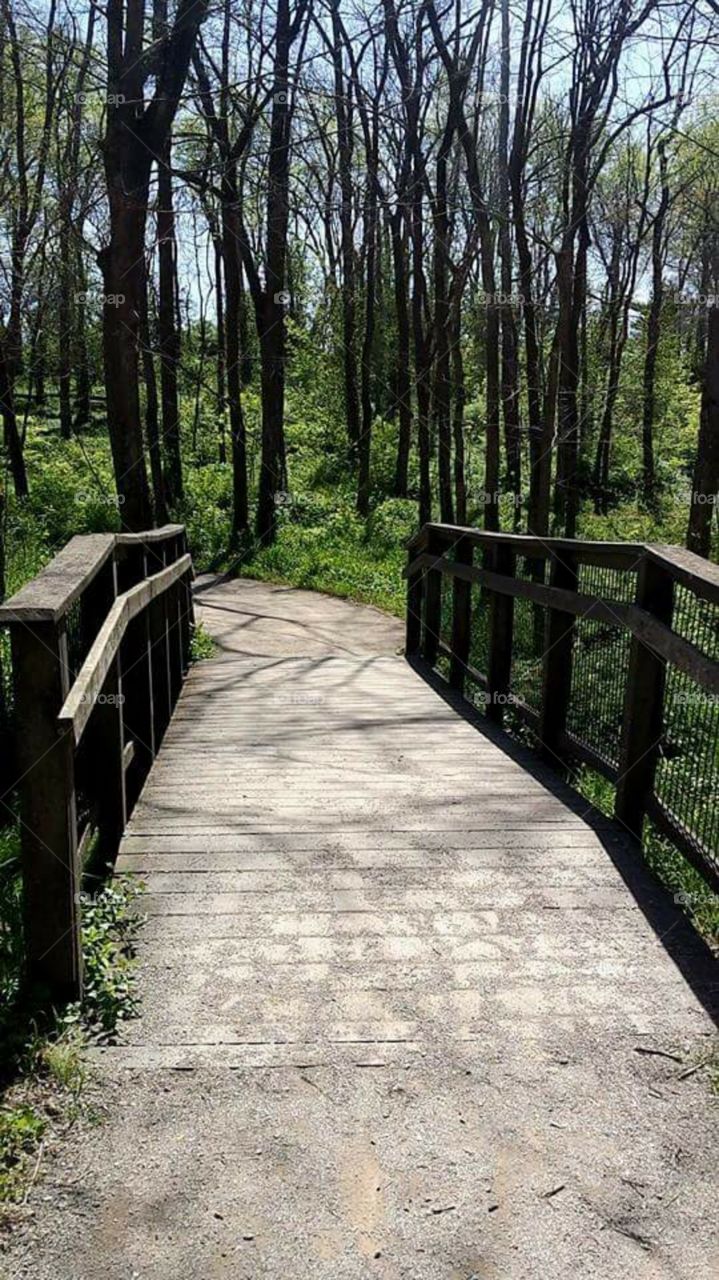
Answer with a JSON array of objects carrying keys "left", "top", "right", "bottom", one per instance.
[{"left": 6, "top": 577, "right": 718, "bottom": 1280}]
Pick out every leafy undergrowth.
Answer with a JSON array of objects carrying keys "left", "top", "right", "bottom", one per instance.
[
  {"left": 0, "top": 875, "right": 144, "bottom": 1217},
  {"left": 189, "top": 619, "right": 216, "bottom": 661},
  {"left": 241, "top": 496, "right": 414, "bottom": 617}
]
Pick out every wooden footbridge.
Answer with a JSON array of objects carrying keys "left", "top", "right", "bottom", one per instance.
[{"left": 2, "top": 524, "right": 718, "bottom": 1277}]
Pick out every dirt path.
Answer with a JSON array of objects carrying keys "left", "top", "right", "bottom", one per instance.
[{"left": 4, "top": 578, "right": 717, "bottom": 1279}]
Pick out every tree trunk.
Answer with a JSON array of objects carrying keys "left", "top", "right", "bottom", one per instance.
[
  {"left": 255, "top": 0, "right": 294, "bottom": 544},
  {"left": 0, "top": 332, "right": 28, "bottom": 496},
  {"left": 140, "top": 297, "right": 168, "bottom": 525},
  {"left": 158, "top": 142, "right": 183, "bottom": 505},
  {"left": 58, "top": 204, "right": 73, "bottom": 440},
  {"left": 432, "top": 124, "right": 454, "bottom": 524},
  {"left": 331, "top": 0, "right": 360, "bottom": 455},
  {"left": 221, "top": 184, "right": 249, "bottom": 540},
  {"left": 498, "top": 0, "right": 520, "bottom": 526},
  {"left": 687, "top": 305, "right": 719, "bottom": 558},
  {"left": 391, "top": 206, "right": 411, "bottom": 499},
  {"left": 99, "top": 172, "right": 154, "bottom": 530},
  {"left": 642, "top": 149, "right": 669, "bottom": 509},
  {"left": 213, "top": 231, "right": 227, "bottom": 464}
]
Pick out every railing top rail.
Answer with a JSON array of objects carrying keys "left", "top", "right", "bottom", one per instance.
[
  {"left": 0, "top": 533, "right": 116, "bottom": 625},
  {"left": 646, "top": 543, "right": 719, "bottom": 605},
  {"left": 116, "top": 523, "right": 185, "bottom": 546},
  {"left": 0, "top": 525, "right": 186, "bottom": 625},
  {"left": 409, "top": 524, "right": 719, "bottom": 601}
]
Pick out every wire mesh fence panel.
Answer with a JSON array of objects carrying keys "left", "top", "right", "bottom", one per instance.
[
  {"left": 655, "top": 581, "right": 719, "bottom": 872},
  {"left": 657, "top": 667, "right": 719, "bottom": 869},
  {"left": 566, "top": 619, "right": 630, "bottom": 769},
  {"left": 564, "top": 562, "right": 636, "bottom": 769},
  {"left": 435, "top": 570, "right": 454, "bottom": 681},
  {"left": 468, "top": 583, "right": 491, "bottom": 684},
  {"left": 64, "top": 597, "right": 85, "bottom": 684},
  {"left": 577, "top": 561, "right": 637, "bottom": 605},
  {"left": 508, "top": 557, "right": 545, "bottom": 715}
]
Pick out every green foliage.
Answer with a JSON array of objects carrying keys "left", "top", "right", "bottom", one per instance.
[
  {"left": 246, "top": 509, "right": 407, "bottom": 616},
  {"left": 190, "top": 620, "right": 215, "bottom": 661},
  {"left": 367, "top": 498, "right": 418, "bottom": 550},
  {"left": 180, "top": 463, "right": 232, "bottom": 570},
  {"left": 0, "top": 1105, "right": 45, "bottom": 1202},
  {"left": 61, "top": 878, "right": 145, "bottom": 1041},
  {"left": 0, "top": 827, "right": 22, "bottom": 1017}
]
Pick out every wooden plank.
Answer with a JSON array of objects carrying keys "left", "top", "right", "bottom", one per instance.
[
  {"left": 647, "top": 543, "right": 719, "bottom": 606},
  {"left": 425, "top": 522, "right": 645, "bottom": 569},
  {"left": 116, "top": 523, "right": 185, "bottom": 546}
]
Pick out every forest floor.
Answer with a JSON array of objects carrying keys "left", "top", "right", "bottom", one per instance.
[{"left": 2, "top": 578, "right": 717, "bottom": 1280}]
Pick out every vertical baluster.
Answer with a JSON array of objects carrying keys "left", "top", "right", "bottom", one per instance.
[
  {"left": 405, "top": 539, "right": 424, "bottom": 657},
  {"left": 422, "top": 530, "right": 443, "bottom": 666},
  {"left": 450, "top": 536, "right": 473, "bottom": 692},
  {"left": 486, "top": 542, "right": 515, "bottom": 724},
  {"left": 539, "top": 550, "right": 577, "bottom": 766}
]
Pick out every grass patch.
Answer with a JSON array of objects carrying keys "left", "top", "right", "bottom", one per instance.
[{"left": 0, "top": 876, "right": 144, "bottom": 1213}]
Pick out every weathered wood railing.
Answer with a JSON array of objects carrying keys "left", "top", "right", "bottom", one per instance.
[
  {"left": 406, "top": 524, "right": 719, "bottom": 892},
  {"left": 0, "top": 525, "right": 194, "bottom": 1000}
]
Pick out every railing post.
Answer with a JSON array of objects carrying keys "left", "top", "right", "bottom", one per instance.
[
  {"left": 10, "top": 623, "right": 83, "bottom": 1000},
  {"left": 450, "top": 536, "right": 473, "bottom": 692},
  {"left": 615, "top": 556, "right": 674, "bottom": 840},
  {"left": 148, "top": 546, "right": 172, "bottom": 745},
  {"left": 486, "top": 543, "right": 515, "bottom": 724},
  {"left": 422, "top": 531, "right": 443, "bottom": 666},
  {"left": 405, "top": 542, "right": 424, "bottom": 657},
  {"left": 538, "top": 551, "right": 577, "bottom": 766},
  {"left": 180, "top": 531, "right": 194, "bottom": 672}
]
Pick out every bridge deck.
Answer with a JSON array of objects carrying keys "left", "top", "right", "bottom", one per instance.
[{"left": 15, "top": 578, "right": 718, "bottom": 1279}]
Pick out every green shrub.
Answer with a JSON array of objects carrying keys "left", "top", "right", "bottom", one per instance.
[{"left": 366, "top": 497, "right": 418, "bottom": 549}]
